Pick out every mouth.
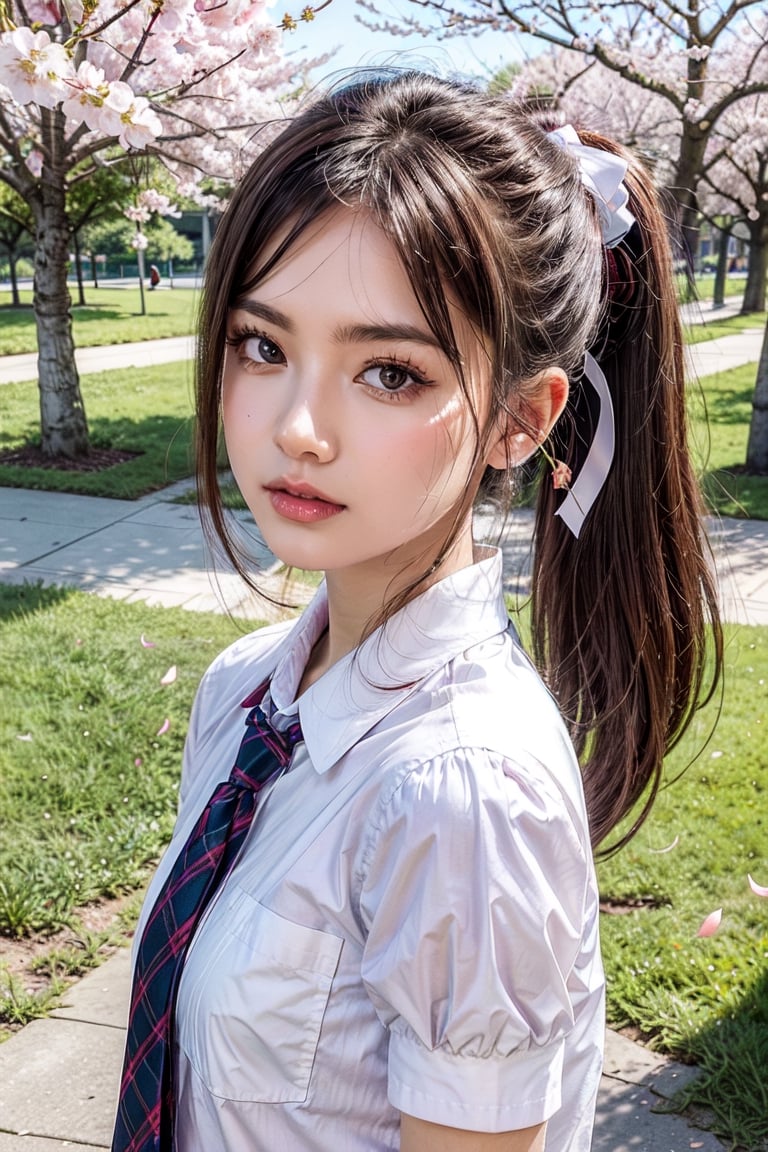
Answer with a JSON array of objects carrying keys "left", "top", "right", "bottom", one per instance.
[
  {"left": 264, "top": 479, "right": 346, "bottom": 522},
  {"left": 264, "top": 479, "right": 343, "bottom": 505}
]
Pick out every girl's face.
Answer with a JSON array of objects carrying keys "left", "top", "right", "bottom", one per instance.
[{"left": 222, "top": 209, "right": 495, "bottom": 606}]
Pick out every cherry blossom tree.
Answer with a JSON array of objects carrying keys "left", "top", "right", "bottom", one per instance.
[
  {"left": 362, "top": 0, "right": 768, "bottom": 257},
  {"left": 0, "top": 1, "right": 324, "bottom": 459},
  {"left": 508, "top": 49, "right": 678, "bottom": 174},
  {"left": 699, "top": 95, "right": 768, "bottom": 313}
]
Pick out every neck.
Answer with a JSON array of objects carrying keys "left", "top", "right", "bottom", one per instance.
[{"left": 297, "top": 518, "right": 476, "bottom": 694}]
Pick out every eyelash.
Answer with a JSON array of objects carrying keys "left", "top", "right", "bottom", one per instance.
[{"left": 225, "top": 325, "right": 435, "bottom": 402}]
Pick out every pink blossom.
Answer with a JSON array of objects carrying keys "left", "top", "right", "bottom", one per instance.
[
  {"left": 61, "top": 60, "right": 110, "bottom": 131},
  {"left": 25, "top": 0, "right": 63, "bottom": 22},
  {"left": 138, "top": 189, "right": 181, "bottom": 217},
  {"left": 131, "top": 230, "right": 149, "bottom": 251},
  {"left": 0, "top": 27, "right": 74, "bottom": 110},
  {"left": 92, "top": 82, "right": 162, "bottom": 149},
  {"left": 125, "top": 204, "right": 152, "bottom": 223},
  {"left": 118, "top": 98, "right": 163, "bottom": 149},
  {"left": 696, "top": 908, "right": 722, "bottom": 938}
]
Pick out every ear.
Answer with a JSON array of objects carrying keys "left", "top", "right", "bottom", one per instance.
[{"left": 486, "top": 367, "right": 569, "bottom": 470}]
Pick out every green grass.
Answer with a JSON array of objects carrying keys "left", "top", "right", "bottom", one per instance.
[
  {"left": 0, "top": 361, "right": 195, "bottom": 498},
  {"left": 596, "top": 623, "right": 768, "bottom": 1150},
  {"left": 676, "top": 273, "right": 746, "bottom": 303},
  {"left": 0, "top": 583, "right": 264, "bottom": 946},
  {"left": 685, "top": 310, "right": 766, "bottom": 345},
  {"left": 0, "top": 287, "right": 198, "bottom": 354},
  {"left": 689, "top": 362, "right": 768, "bottom": 520}
]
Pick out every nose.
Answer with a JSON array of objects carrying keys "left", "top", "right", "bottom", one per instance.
[{"left": 273, "top": 386, "right": 336, "bottom": 463}]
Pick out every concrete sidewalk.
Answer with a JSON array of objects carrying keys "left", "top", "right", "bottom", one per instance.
[
  {"left": 1, "top": 484, "right": 767, "bottom": 625},
  {"left": 0, "top": 335, "right": 196, "bottom": 386}
]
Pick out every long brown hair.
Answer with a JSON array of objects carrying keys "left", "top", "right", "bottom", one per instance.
[{"left": 196, "top": 71, "right": 722, "bottom": 851}]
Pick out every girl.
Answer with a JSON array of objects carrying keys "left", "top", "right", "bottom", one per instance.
[{"left": 113, "top": 71, "right": 722, "bottom": 1152}]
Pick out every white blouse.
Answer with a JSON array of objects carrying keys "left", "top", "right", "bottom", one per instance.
[{"left": 134, "top": 549, "right": 604, "bottom": 1151}]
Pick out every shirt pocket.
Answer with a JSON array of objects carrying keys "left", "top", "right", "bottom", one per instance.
[{"left": 176, "top": 887, "right": 343, "bottom": 1103}]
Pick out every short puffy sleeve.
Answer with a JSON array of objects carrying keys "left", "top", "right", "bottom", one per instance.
[{"left": 357, "top": 747, "right": 593, "bottom": 1133}]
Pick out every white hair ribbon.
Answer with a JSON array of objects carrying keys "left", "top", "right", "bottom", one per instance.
[
  {"left": 554, "top": 352, "right": 615, "bottom": 539},
  {"left": 547, "top": 123, "right": 635, "bottom": 249},
  {"left": 546, "top": 124, "right": 636, "bottom": 536}
]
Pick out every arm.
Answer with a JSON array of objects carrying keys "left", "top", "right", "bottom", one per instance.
[{"left": 400, "top": 1114, "right": 547, "bottom": 1152}]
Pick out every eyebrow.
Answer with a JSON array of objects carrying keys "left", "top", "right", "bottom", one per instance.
[{"left": 230, "top": 297, "right": 443, "bottom": 351}]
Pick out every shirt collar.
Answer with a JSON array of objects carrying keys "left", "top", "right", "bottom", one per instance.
[{"left": 268, "top": 548, "right": 509, "bottom": 774}]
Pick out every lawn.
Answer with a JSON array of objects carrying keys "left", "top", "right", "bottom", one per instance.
[
  {"left": 0, "top": 287, "right": 198, "bottom": 354},
  {"left": 596, "top": 623, "right": 768, "bottom": 1149},
  {"left": 0, "top": 584, "right": 265, "bottom": 1029},
  {"left": 0, "top": 361, "right": 195, "bottom": 498},
  {"left": 688, "top": 361, "right": 768, "bottom": 520},
  {"left": 676, "top": 272, "right": 747, "bottom": 303}
]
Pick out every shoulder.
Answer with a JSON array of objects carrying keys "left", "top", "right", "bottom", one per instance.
[
  {"left": 179, "top": 617, "right": 297, "bottom": 805},
  {"left": 196, "top": 616, "right": 297, "bottom": 705},
  {"left": 371, "top": 626, "right": 586, "bottom": 836}
]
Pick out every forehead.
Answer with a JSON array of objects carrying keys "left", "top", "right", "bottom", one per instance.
[{"left": 242, "top": 208, "right": 416, "bottom": 316}]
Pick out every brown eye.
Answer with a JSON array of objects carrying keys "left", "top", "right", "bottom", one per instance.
[
  {"left": 377, "top": 365, "right": 409, "bottom": 391},
  {"left": 251, "top": 336, "right": 283, "bottom": 365}
]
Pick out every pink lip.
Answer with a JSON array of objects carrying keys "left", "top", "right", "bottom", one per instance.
[{"left": 264, "top": 478, "right": 346, "bottom": 523}]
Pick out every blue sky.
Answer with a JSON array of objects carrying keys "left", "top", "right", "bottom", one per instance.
[{"left": 284, "top": 0, "right": 520, "bottom": 82}]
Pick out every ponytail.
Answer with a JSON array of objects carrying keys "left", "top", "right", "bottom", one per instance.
[{"left": 531, "top": 135, "right": 723, "bottom": 853}]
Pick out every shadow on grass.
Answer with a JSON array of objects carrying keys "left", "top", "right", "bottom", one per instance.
[
  {"left": 665, "top": 967, "right": 768, "bottom": 1150},
  {"left": 0, "top": 413, "right": 194, "bottom": 500},
  {"left": 702, "top": 467, "right": 768, "bottom": 521},
  {"left": 699, "top": 384, "right": 754, "bottom": 425},
  {"left": 0, "top": 581, "right": 76, "bottom": 621}
]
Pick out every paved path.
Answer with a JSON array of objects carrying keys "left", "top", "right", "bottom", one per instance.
[
  {"left": 2, "top": 485, "right": 767, "bottom": 626},
  {"left": 0, "top": 335, "right": 196, "bottom": 386}
]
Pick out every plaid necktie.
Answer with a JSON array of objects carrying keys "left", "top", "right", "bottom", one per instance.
[{"left": 112, "top": 681, "right": 302, "bottom": 1152}]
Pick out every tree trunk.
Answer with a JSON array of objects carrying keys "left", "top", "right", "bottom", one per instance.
[
  {"left": 90, "top": 250, "right": 99, "bottom": 289},
  {"left": 73, "top": 230, "right": 86, "bottom": 306},
  {"left": 670, "top": 123, "right": 708, "bottom": 274},
  {"left": 32, "top": 112, "right": 90, "bottom": 459},
  {"left": 746, "top": 317, "right": 768, "bottom": 473},
  {"left": 712, "top": 220, "right": 731, "bottom": 309},
  {"left": 9, "top": 253, "right": 21, "bottom": 307},
  {"left": 742, "top": 217, "right": 767, "bottom": 314},
  {"left": 137, "top": 246, "right": 146, "bottom": 315}
]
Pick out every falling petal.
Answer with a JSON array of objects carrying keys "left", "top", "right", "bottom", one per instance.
[
  {"left": 160, "top": 665, "right": 177, "bottom": 686},
  {"left": 140, "top": 634, "right": 156, "bottom": 648},
  {"left": 157, "top": 718, "right": 170, "bottom": 736},
  {"left": 649, "top": 835, "right": 679, "bottom": 854},
  {"left": 134, "top": 757, "right": 143, "bottom": 767},
  {"left": 696, "top": 908, "right": 722, "bottom": 938},
  {"left": 748, "top": 874, "right": 768, "bottom": 898},
  {"left": 16, "top": 733, "right": 33, "bottom": 741}
]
